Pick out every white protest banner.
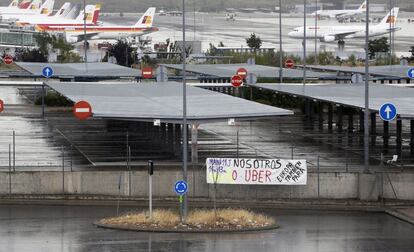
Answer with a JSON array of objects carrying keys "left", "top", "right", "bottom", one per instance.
[{"left": 206, "top": 158, "right": 307, "bottom": 185}]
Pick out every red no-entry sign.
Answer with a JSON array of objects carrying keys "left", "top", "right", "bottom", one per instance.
[
  {"left": 285, "top": 58, "right": 295, "bottom": 69},
  {"left": 231, "top": 75, "right": 243, "bottom": 87},
  {"left": 236, "top": 68, "right": 247, "bottom": 79},
  {"left": 142, "top": 67, "right": 153, "bottom": 79},
  {"left": 3, "top": 55, "right": 13, "bottom": 65},
  {"left": 0, "top": 99, "right": 4, "bottom": 113},
  {"left": 73, "top": 101, "right": 92, "bottom": 120}
]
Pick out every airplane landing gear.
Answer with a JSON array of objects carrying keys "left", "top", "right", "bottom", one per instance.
[{"left": 338, "top": 40, "right": 345, "bottom": 50}]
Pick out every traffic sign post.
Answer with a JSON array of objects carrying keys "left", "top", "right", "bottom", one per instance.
[
  {"left": 42, "top": 66, "right": 54, "bottom": 79},
  {"left": 3, "top": 55, "right": 13, "bottom": 65},
  {"left": 0, "top": 99, "right": 4, "bottom": 113},
  {"left": 379, "top": 103, "right": 397, "bottom": 122},
  {"left": 148, "top": 160, "right": 154, "bottom": 219},
  {"left": 285, "top": 58, "right": 295, "bottom": 69},
  {"left": 236, "top": 68, "right": 247, "bottom": 79},
  {"left": 231, "top": 75, "right": 243, "bottom": 88},
  {"left": 407, "top": 68, "right": 414, "bottom": 79},
  {"left": 174, "top": 180, "right": 188, "bottom": 222},
  {"left": 73, "top": 101, "right": 92, "bottom": 120},
  {"left": 142, "top": 67, "right": 154, "bottom": 79},
  {"left": 41, "top": 66, "right": 54, "bottom": 118}
]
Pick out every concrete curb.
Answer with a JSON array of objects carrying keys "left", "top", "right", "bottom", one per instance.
[{"left": 94, "top": 222, "right": 279, "bottom": 233}]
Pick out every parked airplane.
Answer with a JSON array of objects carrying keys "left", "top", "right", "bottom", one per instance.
[
  {"left": 16, "top": 2, "right": 74, "bottom": 26},
  {"left": 312, "top": 1, "right": 366, "bottom": 19},
  {"left": 0, "top": 0, "right": 19, "bottom": 10},
  {"left": 0, "top": 0, "right": 54, "bottom": 18},
  {"left": 0, "top": 0, "right": 31, "bottom": 11},
  {"left": 28, "top": 4, "right": 100, "bottom": 28},
  {"left": 37, "top": 7, "right": 157, "bottom": 43},
  {"left": 289, "top": 7, "right": 400, "bottom": 43},
  {"left": 0, "top": 0, "right": 42, "bottom": 14}
]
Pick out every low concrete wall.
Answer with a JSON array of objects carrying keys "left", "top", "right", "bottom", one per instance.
[{"left": 0, "top": 170, "right": 413, "bottom": 201}]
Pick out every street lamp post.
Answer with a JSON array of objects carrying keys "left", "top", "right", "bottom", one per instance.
[
  {"left": 303, "top": 0, "right": 307, "bottom": 85},
  {"left": 181, "top": 0, "right": 188, "bottom": 222},
  {"left": 364, "top": 0, "right": 370, "bottom": 173},
  {"left": 83, "top": 0, "right": 87, "bottom": 63},
  {"left": 279, "top": 0, "right": 283, "bottom": 84}
]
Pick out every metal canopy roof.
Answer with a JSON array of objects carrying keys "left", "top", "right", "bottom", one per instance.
[
  {"left": 47, "top": 82, "right": 293, "bottom": 123},
  {"left": 0, "top": 80, "right": 43, "bottom": 86},
  {"left": 251, "top": 83, "right": 414, "bottom": 118},
  {"left": 15, "top": 62, "right": 141, "bottom": 79},
  {"left": 304, "top": 65, "right": 412, "bottom": 79},
  {"left": 162, "top": 64, "right": 335, "bottom": 79}
]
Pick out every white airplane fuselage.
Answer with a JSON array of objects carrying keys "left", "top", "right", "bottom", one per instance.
[
  {"left": 288, "top": 25, "right": 399, "bottom": 42},
  {"left": 312, "top": 9, "right": 365, "bottom": 19}
]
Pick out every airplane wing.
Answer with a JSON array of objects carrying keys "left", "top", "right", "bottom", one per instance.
[
  {"left": 326, "top": 31, "right": 360, "bottom": 41},
  {"left": 69, "top": 32, "right": 100, "bottom": 42}
]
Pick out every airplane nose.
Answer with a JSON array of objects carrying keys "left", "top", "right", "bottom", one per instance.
[{"left": 288, "top": 31, "right": 295, "bottom": 37}]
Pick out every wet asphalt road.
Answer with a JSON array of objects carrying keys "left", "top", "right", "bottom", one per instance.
[{"left": 0, "top": 205, "right": 413, "bottom": 252}]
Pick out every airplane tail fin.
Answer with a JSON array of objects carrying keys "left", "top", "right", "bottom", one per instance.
[
  {"left": 28, "top": 0, "right": 41, "bottom": 10},
  {"left": 90, "top": 4, "right": 101, "bottom": 24},
  {"left": 134, "top": 7, "right": 156, "bottom": 28},
  {"left": 64, "top": 3, "right": 80, "bottom": 19},
  {"left": 54, "top": 2, "right": 71, "bottom": 17},
  {"left": 75, "top": 4, "right": 100, "bottom": 24},
  {"left": 357, "top": 1, "right": 367, "bottom": 11},
  {"left": 379, "top": 7, "right": 399, "bottom": 26},
  {"left": 9, "top": 0, "right": 18, "bottom": 7},
  {"left": 75, "top": 5, "right": 93, "bottom": 21},
  {"left": 18, "top": 0, "right": 31, "bottom": 9},
  {"left": 38, "top": 0, "right": 54, "bottom": 15}
]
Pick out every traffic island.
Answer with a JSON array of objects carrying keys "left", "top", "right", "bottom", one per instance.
[{"left": 95, "top": 208, "right": 278, "bottom": 233}]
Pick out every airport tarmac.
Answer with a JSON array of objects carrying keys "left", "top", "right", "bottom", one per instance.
[
  {"left": 0, "top": 205, "right": 413, "bottom": 252},
  {"left": 100, "top": 11, "right": 414, "bottom": 57}
]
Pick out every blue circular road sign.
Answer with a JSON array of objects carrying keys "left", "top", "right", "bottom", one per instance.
[
  {"left": 407, "top": 68, "right": 414, "bottom": 79},
  {"left": 174, "top": 180, "right": 188, "bottom": 195},
  {"left": 379, "top": 103, "right": 397, "bottom": 122},
  {"left": 42, "top": 66, "right": 54, "bottom": 78}
]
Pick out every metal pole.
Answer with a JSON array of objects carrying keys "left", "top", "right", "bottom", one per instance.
[
  {"left": 279, "top": 0, "right": 283, "bottom": 83},
  {"left": 83, "top": 0, "right": 87, "bottom": 63},
  {"left": 236, "top": 130, "right": 239, "bottom": 159},
  {"left": 9, "top": 144, "right": 11, "bottom": 198},
  {"left": 182, "top": 0, "right": 188, "bottom": 222},
  {"left": 62, "top": 146, "right": 65, "bottom": 196},
  {"left": 149, "top": 173, "right": 153, "bottom": 219},
  {"left": 13, "top": 130, "right": 15, "bottom": 172},
  {"left": 70, "top": 145, "right": 73, "bottom": 172},
  {"left": 41, "top": 83, "right": 45, "bottom": 118},
  {"left": 128, "top": 146, "right": 131, "bottom": 197},
  {"left": 389, "top": 0, "right": 392, "bottom": 65},
  {"left": 317, "top": 156, "right": 320, "bottom": 199},
  {"left": 391, "top": 0, "right": 395, "bottom": 65},
  {"left": 117, "top": 175, "right": 121, "bottom": 216},
  {"left": 303, "top": 0, "right": 307, "bottom": 85},
  {"left": 314, "top": 0, "right": 318, "bottom": 64},
  {"left": 364, "top": 0, "right": 370, "bottom": 173}
]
